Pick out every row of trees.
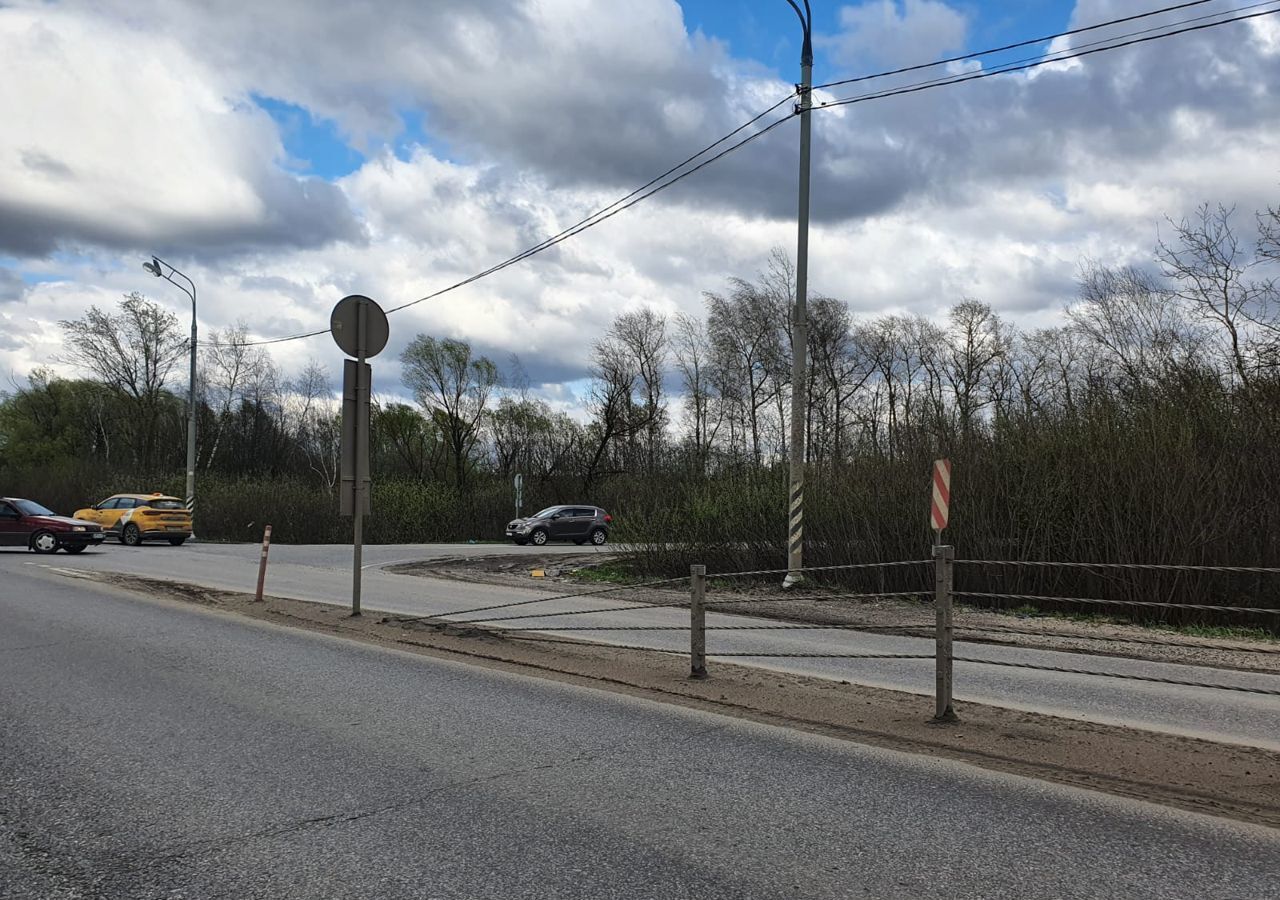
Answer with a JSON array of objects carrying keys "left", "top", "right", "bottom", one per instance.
[
  {"left": 4, "top": 202, "right": 1278, "bottom": 487},
  {"left": 2, "top": 202, "right": 1278, "bottom": 586},
  {"left": 0, "top": 306, "right": 343, "bottom": 486},
  {"left": 523, "top": 202, "right": 1280, "bottom": 482}
]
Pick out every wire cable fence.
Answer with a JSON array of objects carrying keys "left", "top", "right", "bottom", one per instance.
[
  {"left": 950, "top": 558, "right": 1280, "bottom": 627},
  {"left": 376, "top": 551, "right": 1280, "bottom": 718},
  {"left": 958, "top": 560, "right": 1280, "bottom": 575},
  {"left": 701, "top": 590, "right": 934, "bottom": 605},
  {"left": 951, "top": 656, "right": 1280, "bottom": 697},
  {"left": 706, "top": 560, "right": 934, "bottom": 579},
  {"left": 953, "top": 591, "right": 1280, "bottom": 616},
  {"left": 396, "top": 573, "right": 693, "bottom": 627},
  {"left": 948, "top": 623, "right": 1280, "bottom": 655}
]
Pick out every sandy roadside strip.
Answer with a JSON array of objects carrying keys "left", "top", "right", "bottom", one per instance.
[{"left": 98, "top": 570, "right": 1280, "bottom": 831}]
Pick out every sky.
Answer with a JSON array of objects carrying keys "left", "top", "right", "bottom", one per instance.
[{"left": 2, "top": 0, "right": 1279, "bottom": 413}]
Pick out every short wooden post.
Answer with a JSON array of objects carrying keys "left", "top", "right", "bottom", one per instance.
[
  {"left": 933, "top": 544, "right": 957, "bottom": 722},
  {"left": 254, "top": 525, "right": 273, "bottom": 602},
  {"left": 690, "top": 564, "right": 707, "bottom": 679}
]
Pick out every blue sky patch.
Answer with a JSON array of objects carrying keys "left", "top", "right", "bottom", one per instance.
[
  {"left": 253, "top": 94, "right": 364, "bottom": 178},
  {"left": 678, "top": 1, "right": 1075, "bottom": 74},
  {"left": 257, "top": 3, "right": 1081, "bottom": 183}
]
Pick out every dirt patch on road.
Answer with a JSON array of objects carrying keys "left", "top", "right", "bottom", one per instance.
[
  {"left": 96, "top": 570, "right": 1280, "bottom": 831},
  {"left": 387, "top": 554, "right": 1280, "bottom": 675}
]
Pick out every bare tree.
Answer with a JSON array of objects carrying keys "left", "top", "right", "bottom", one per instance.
[
  {"left": 582, "top": 337, "right": 646, "bottom": 492},
  {"left": 202, "top": 321, "right": 275, "bottom": 471},
  {"left": 806, "top": 297, "right": 868, "bottom": 466},
  {"left": 705, "top": 279, "right": 787, "bottom": 464},
  {"left": 504, "top": 354, "right": 532, "bottom": 401},
  {"left": 489, "top": 396, "right": 581, "bottom": 481},
  {"left": 1069, "top": 262, "right": 1203, "bottom": 387},
  {"left": 1259, "top": 203, "right": 1280, "bottom": 264},
  {"left": 1013, "top": 328, "right": 1093, "bottom": 417},
  {"left": 1158, "top": 204, "right": 1275, "bottom": 386},
  {"left": 944, "top": 299, "right": 1009, "bottom": 436},
  {"left": 284, "top": 361, "right": 340, "bottom": 489},
  {"left": 400, "top": 336, "right": 499, "bottom": 488},
  {"left": 58, "top": 291, "right": 187, "bottom": 469},
  {"left": 609, "top": 309, "right": 668, "bottom": 472},
  {"left": 670, "top": 312, "right": 722, "bottom": 469},
  {"left": 863, "top": 315, "right": 938, "bottom": 456}
]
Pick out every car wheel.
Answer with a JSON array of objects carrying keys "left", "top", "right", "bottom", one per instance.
[
  {"left": 168, "top": 537, "right": 187, "bottom": 546},
  {"left": 30, "top": 531, "right": 59, "bottom": 554},
  {"left": 63, "top": 544, "right": 87, "bottom": 554},
  {"left": 589, "top": 528, "right": 607, "bottom": 546},
  {"left": 122, "top": 524, "right": 142, "bottom": 547},
  {"left": 530, "top": 529, "right": 549, "bottom": 546}
]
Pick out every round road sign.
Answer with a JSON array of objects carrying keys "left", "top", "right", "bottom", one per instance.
[{"left": 330, "top": 294, "right": 389, "bottom": 359}]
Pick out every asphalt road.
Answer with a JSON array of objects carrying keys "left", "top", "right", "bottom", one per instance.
[
  {"left": 3, "top": 566, "right": 1277, "bottom": 899},
  {"left": 7, "top": 542, "right": 1280, "bottom": 751}
]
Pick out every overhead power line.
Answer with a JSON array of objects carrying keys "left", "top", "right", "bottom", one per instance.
[
  {"left": 234, "top": 95, "right": 796, "bottom": 345},
  {"left": 233, "top": 0, "right": 1279, "bottom": 348},
  {"left": 817, "top": 3, "right": 1280, "bottom": 111},
  {"left": 239, "top": 326, "right": 331, "bottom": 347},
  {"left": 811, "top": 0, "right": 1221, "bottom": 91},
  {"left": 384, "top": 112, "right": 795, "bottom": 315}
]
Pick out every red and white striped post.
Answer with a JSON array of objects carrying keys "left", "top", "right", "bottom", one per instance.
[
  {"left": 930, "top": 457, "right": 952, "bottom": 537},
  {"left": 930, "top": 459, "right": 957, "bottom": 722},
  {"left": 254, "top": 524, "right": 273, "bottom": 602}
]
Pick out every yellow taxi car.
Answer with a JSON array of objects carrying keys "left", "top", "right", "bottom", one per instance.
[{"left": 74, "top": 493, "right": 192, "bottom": 547}]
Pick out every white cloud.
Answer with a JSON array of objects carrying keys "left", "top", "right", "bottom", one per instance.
[
  {"left": 2, "top": 0, "right": 1280, "bottom": 416},
  {"left": 824, "top": 0, "right": 968, "bottom": 72},
  {"left": 0, "top": 6, "right": 359, "bottom": 256}
]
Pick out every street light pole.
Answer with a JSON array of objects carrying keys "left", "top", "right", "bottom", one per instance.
[
  {"left": 143, "top": 255, "right": 198, "bottom": 536},
  {"left": 784, "top": 0, "right": 814, "bottom": 588}
]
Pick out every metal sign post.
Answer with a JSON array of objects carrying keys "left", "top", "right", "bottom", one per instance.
[
  {"left": 929, "top": 458, "right": 957, "bottom": 722},
  {"left": 514, "top": 473, "right": 523, "bottom": 518},
  {"left": 332, "top": 294, "right": 389, "bottom": 617}
]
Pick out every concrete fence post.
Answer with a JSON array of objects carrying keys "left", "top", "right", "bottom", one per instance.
[
  {"left": 254, "top": 524, "right": 273, "bottom": 603},
  {"left": 690, "top": 564, "right": 707, "bottom": 679},
  {"left": 933, "top": 544, "right": 957, "bottom": 722}
]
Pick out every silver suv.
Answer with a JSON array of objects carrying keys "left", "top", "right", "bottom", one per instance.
[{"left": 505, "top": 505, "right": 611, "bottom": 546}]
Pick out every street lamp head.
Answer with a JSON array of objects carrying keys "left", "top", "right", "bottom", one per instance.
[{"left": 142, "top": 259, "right": 162, "bottom": 277}]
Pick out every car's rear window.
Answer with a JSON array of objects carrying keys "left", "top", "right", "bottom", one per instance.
[
  {"left": 148, "top": 499, "right": 186, "bottom": 510},
  {"left": 13, "top": 499, "right": 55, "bottom": 517}
]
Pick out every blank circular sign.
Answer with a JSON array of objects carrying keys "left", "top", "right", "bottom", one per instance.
[{"left": 330, "top": 295, "right": 389, "bottom": 359}]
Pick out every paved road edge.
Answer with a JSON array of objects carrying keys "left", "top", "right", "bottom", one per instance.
[{"left": 71, "top": 568, "right": 1280, "bottom": 831}]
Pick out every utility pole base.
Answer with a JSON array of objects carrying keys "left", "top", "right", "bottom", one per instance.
[{"left": 782, "top": 572, "right": 804, "bottom": 589}]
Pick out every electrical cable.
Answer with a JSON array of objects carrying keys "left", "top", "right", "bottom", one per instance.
[
  {"left": 812, "top": 0, "right": 1221, "bottom": 90},
  {"left": 231, "top": 1, "right": 1280, "bottom": 347},
  {"left": 231, "top": 95, "right": 796, "bottom": 346},
  {"left": 818, "top": 4, "right": 1280, "bottom": 111}
]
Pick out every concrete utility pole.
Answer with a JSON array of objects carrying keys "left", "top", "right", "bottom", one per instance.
[
  {"left": 143, "top": 256, "right": 198, "bottom": 536},
  {"left": 784, "top": 0, "right": 814, "bottom": 588}
]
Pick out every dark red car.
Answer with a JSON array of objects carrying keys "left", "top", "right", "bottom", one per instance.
[{"left": 0, "top": 497, "right": 107, "bottom": 554}]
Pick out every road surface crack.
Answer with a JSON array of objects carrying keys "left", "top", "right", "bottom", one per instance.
[{"left": 109, "top": 742, "right": 627, "bottom": 875}]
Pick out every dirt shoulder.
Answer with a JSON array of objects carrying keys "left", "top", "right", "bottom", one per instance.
[
  {"left": 387, "top": 554, "right": 1280, "bottom": 675},
  {"left": 97, "top": 570, "right": 1280, "bottom": 831}
]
